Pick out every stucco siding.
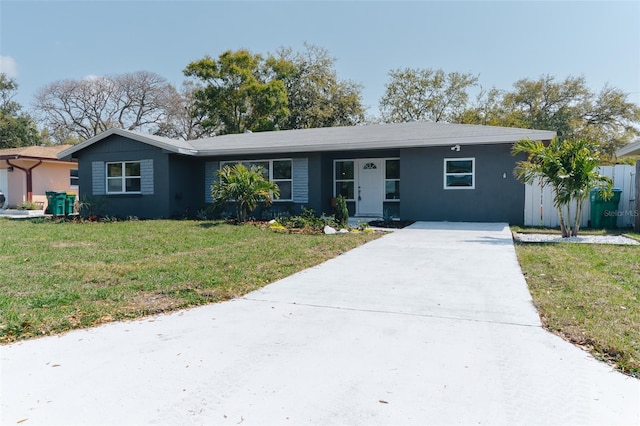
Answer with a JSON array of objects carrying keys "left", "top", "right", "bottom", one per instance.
[
  {"left": 400, "top": 144, "right": 525, "bottom": 225},
  {"left": 0, "top": 160, "right": 75, "bottom": 209}
]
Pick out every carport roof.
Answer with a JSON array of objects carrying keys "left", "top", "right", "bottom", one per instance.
[
  {"left": 0, "top": 145, "right": 75, "bottom": 162},
  {"left": 57, "top": 122, "right": 556, "bottom": 159}
]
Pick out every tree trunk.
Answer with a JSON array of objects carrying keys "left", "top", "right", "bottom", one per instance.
[
  {"left": 558, "top": 206, "right": 570, "bottom": 237},
  {"left": 571, "top": 198, "right": 582, "bottom": 237}
]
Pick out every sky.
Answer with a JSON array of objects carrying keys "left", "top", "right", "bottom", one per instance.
[{"left": 0, "top": 0, "right": 639, "bottom": 119}]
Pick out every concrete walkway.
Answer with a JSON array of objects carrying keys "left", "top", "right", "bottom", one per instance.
[{"left": 1, "top": 222, "right": 638, "bottom": 425}]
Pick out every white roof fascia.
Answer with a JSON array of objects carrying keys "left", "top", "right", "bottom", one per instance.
[
  {"left": 57, "top": 128, "right": 198, "bottom": 159},
  {"left": 616, "top": 140, "right": 640, "bottom": 157}
]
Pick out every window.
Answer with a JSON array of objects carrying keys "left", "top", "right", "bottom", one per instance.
[
  {"left": 272, "top": 160, "right": 292, "bottom": 200},
  {"left": 385, "top": 159, "right": 400, "bottom": 200},
  {"left": 444, "top": 158, "right": 475, "bottom": 189},
  {"left": 220, "top": 159, "right": 292, "bottom": 201},
  {"left": 70, "top": 169, "right": 79, "bottom": 187},
  {"left": 334, "top": 160, "right": 354, "bottom": 200},
  {"left": 106, "top": 162, "right": 141, "bottom": 194}
]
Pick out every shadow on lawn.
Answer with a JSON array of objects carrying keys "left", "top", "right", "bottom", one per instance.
[{"left": 197, "top": 221, "right": 226, "bottom": 229}]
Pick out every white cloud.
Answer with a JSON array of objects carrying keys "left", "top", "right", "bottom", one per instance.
[{"left": 0, "top": 56, "right": 18, "bottom": 78}]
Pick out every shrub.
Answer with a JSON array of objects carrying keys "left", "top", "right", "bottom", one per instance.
[
  {"left": 276, "top": 207, "right": 337, "bottom": 233},
  {"left": 18, "top": 201, "right": 41, "bottom": 210},
  {"left": 334, "top": 195, "right": 349, "bottom": 228},
  {"left": 211, "top": 164, "right": 280, "bottom": 222}
]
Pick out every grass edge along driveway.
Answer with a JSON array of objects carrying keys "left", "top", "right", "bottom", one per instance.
[
  {"left": 514, "top": 235, "right": 640, "bottom": 378},
  {"left": 0, "top": 219, "right": 381, "bottom": 343}
]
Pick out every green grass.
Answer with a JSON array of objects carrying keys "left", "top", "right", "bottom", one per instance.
[
  {"left": 0, "top": 218, "right": 381, "bottom": 343},
  {"left": 514, "top": 238, "right": 640, "bottom": 377}
]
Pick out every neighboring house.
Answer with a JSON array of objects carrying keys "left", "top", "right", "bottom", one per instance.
[
  {"left": 57, "top": 122, "right": 555, "bottom": 224},
  {"left": 615, "top": 140, "right": 640, "bottom": 231},
  {"left": 0, "top": 145, "right": 78, "bottom": 210}
]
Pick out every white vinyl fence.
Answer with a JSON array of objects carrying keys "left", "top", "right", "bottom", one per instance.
[{"left": 524, "top": 165, "right": 636, "bottom": 228}]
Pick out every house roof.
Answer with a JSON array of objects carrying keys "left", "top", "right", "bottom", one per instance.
[
  {"left": 57, "top": 122, "right": 556, "bottom": 159},
  {"left": 616, "top": 140, "right": 640, "bottom": 157},
  {"left": 0, "top": 145, "right": 75, "bottom": 161},
  {"left": 57, "top": 128, "right": 198, "bottom": 159}
]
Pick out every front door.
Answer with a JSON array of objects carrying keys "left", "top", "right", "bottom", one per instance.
[{"left": 357, "top": 159, "right": 383, "bottom": 216}]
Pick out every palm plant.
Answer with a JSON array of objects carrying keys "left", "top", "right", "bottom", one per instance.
[
  {"left": 513, "top": 137, "right": 612, "bottom": 237},
  {"left": 211, "top": 163, "right": 280, "bottom": 222}
]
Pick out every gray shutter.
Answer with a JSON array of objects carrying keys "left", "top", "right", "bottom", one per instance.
[
  {"left": 204, "top": 161, "right": 219, "bottom": 203},
  {"left": 292, "top": 158, "right": 308, "bottom": 203},
  {"left": 92, "top": 161, "right": 105, "bottom": 195},
  {"left": 140, "top": 159, "right": 154, "bottom": 195}
]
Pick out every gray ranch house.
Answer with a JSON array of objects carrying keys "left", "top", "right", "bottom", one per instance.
[{"left": 57, "top": 122, "right": 555, "bottom": 224}]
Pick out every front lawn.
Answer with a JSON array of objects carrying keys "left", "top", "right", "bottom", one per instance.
[
  {"left": 514, "top": 238, "right": 640, "bottom": 378},
  {"left": 0, "top": 218, "right": 381, "bottom": 343}
]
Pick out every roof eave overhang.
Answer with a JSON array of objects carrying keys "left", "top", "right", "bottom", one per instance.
[
  {"left": 56, "top": 128, "right": 198, "bottom": 159},
  {"left": 616, "top": 141, "right": 640, "bottom": 157},
  {"left": 195, "top": 133, "right": 555, "bottom": 157},
  {"left": 0, "top": 155, "right": 77, "bottom": 163}
]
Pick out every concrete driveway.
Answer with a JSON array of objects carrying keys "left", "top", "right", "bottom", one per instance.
[{"left": 2, "top": 222, "right": 639, "bottom": 425}]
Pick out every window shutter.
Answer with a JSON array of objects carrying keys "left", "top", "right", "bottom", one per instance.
[
  {"left": 204, "top": 161, "right": 219, "bottom": 203},
  {"left": 92, "top": 161, "right": 105, "bottom": 195},
  {"left": 292, "top": 158, "right": 308, "bottom": 203},
  {"left": 140, "top": 159, "right": 154, "bottom": 195}
]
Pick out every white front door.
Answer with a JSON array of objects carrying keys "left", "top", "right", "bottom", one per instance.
[
  {"left": 0, "top": 169, "right": 7, "bottom": 208},
  {"left": 357, "top": 159, "right": 383, "bottom": 216}
]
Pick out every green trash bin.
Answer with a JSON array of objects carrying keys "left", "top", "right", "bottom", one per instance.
[
  {"left": 590, "top": 188, "right": 622, "bottom": 229},
  {"left": 65, "top": 193, "right": 76, "bottom": 215},
  {"left": 45, "top": 191, "right": 66, "bottom": 215}
]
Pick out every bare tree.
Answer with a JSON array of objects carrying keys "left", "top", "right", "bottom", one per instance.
[
  {"left": 155, "top": 81, "right": 214, "bottom": 140},
  {"left": 34, "top": 71, "right": 177, "bottom": 143}
]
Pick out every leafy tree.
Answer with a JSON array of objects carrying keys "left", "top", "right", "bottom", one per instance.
[
  {"left": 0, "top": 73, "right": 41, "bottom": 148},
  {"left": 502, "top": 75, "right": 590, "bottom": 137},
  {"left": 276, "top": 43, "right": 365, "bottom": 129},
  {"left": 463, "top": 75, "right": 640, "bottom": 161},
  {"left": 184, "top": 49, "right": 290, "bottom": 135},
  {"left": 578, "top": 84, "right": 640, "bottom": 160},
  {"left": 211, "top": 164, "right": 280, "bottom": 222},
  {"left": 34, "top": 71, "right": 177, "bottom": 143},
  {"left": 513, "top": 137, "right": 612, "bottom": 237},
  {"left": 379, "top": 68, "right": 478, "bottom": 123}
]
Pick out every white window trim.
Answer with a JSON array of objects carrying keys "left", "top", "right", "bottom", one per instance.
[
  {"left": 384, "top": 158, "right": 400, "bottom": 202},
  {"left": 333, "top": 159, "right": 356, "bottom": 201},
  {"left": 106, "top": 161, "right": 142, "bottom": 194},
  {"left": 444, "top": 157, "right": 475, "bottom": 190},
  {"left": 219, "top": 159, "right": 293, "bottom": 201},
  {"left": 70, "top": 169, "right": 79, "bottom": 188}
]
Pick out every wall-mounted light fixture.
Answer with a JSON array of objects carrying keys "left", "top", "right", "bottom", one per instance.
[
  {"left": 450, "top": 144, "right": 460, "bottom": 152},
  {"left": 7, "top": 166, "right": 13, "bottom": 172},
  {"left": 503, "top": 172, "right": 507, "bottom": 179}
]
